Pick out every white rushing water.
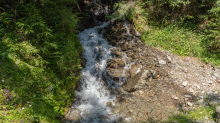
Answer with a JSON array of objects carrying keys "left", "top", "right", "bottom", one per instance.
[{"left": 72, "top": 22, "right": 120, "bottom": 123}]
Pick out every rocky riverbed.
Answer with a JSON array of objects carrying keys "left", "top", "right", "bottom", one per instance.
[{"left": 64, "top": 19, "right": 220, "bottom": 123}]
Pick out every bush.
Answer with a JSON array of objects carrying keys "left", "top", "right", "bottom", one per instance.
[{"left": 0, "top": 0, "right": 82, "bottom": 122}]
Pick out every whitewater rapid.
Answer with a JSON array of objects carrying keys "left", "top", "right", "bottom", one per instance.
[{"left": 71, "top": 22, "right": 119, "bottom": 123}]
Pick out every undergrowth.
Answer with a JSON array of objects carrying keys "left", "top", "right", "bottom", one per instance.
[
  {"left": 0, "top": 0, "right": 82, "bottom": 122},
  {"left": 109, "top": 0, "right": 220, "bottom": 65}
]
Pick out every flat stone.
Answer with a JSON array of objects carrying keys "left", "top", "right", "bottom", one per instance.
[{"left": 159, "top": 60, "right": 166, "bottom": 65}]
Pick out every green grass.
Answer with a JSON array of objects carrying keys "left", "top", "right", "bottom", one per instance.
[{"left": 167, "top": 106, "right": 217, "bottom": 123}]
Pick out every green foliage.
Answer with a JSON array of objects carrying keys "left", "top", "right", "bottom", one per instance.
[
  {"left": 167, "top": 106, "right": 217, "bottom": 123},
  {"left": 203, "top": 0, "right": 220, "bottom": 54},
  {"left": 0, "top": 0, "right": 82, "bottom": 122},
  {"left": 141, "top": 25, "right": 204, "bottom": 57},
  {"left": 139, "top": 0, "right": 217, "bottom": 25},
  {"left": 106, "top": 1, "right": 135, "bottom": 20}
]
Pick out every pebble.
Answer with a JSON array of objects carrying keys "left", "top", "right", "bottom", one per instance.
[
  {"left": 167, "top": 55, "right": 172, "bottom": 63},
  {"left": 187, "top": 102, "right": 194, "bottom": 107},
  {"left": 207, "top": 81, "right": 213, "bottom": 84},
  {"left": 182, "top": 81, "right": 188, "bottom": 87},
  {"left": 171, "top": 95, "right": 179, "bottom": 100},
  {"left": 189, "top": 88, "right": 195, "bottom": 93},
  {"left": 159, "top": 60, "right": 166, "bottom": 65},
  {"left": 185, "top": 95, "right": 192, "bottom": 98},
  {"left": 214, "top": 91, "right": 218, "bottom": 94}
]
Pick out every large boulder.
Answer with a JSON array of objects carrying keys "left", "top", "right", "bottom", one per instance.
[{"left": 122, "top": 70, "right": 149, "bottom": 92}]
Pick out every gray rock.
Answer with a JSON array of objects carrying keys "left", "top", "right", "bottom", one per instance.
[
  {"left": 159, "top": 60, "right": 166, "bottom": 65},
  {"left": 187, "top": 102, "right": 194, "bottom": 107},
  {"left": 167, "top": 55, "right": 172, "bottom": 63},
  {"left": 135, "top": 29, "right": 141, "bottom": 37},
  {"left": 130, "top": 65, "right": 141, "bottom": 77},
  {"left": 107, "top": 68, "right": 129, "bottom": 81},
  {"left": 182, "top": 81, "right": 188, "bottom": 87},
  {"left": 65, "top": 108, "right": 81, "bottom": 121},
  {"left": 123, "top": 70, "right": 149, "bottom": 92}
]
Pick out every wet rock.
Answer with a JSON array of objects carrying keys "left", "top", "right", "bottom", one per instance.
[
  {"left": 107, "top": 58, "right": 125, "bottom": 68},
  {"left": 107, "top": 68, "right": 129, "bottom": 81},
  {"left": 115, "top": 51, "right": 122, "bottom": 57},
  {"left": 81, "top": 57, "right": 87, "bottom": 68},
  {"left": 123, "top": 70, "right": 149, "bottom": 92},
  {"left": 106, "top": 102, "right": 112, "bottom": 107},
  {"left": 117, "top": 60, "right": 125, "bottom": 67},
  {"left": 159, "top": 60, "right": 166, "bottom": 65},
  {"left": 90, "top": 4, "right": 106, "bottom": 22}
]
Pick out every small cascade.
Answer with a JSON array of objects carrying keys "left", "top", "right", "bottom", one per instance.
[{"left": 70, "top": 22, "right": 121, "bottom": 123}]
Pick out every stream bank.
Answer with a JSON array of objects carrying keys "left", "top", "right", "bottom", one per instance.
[{"left": 64, "top": 1, "right": 220, "bottom": 123}]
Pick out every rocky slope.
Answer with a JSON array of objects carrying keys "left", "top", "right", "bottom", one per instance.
[{"left": 102, "top": 20, "right": 220, "bottom": 122}]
